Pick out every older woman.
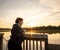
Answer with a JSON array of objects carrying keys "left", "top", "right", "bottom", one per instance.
[{"left": 8, "top": 17, "right": 25, "bottom": 50}]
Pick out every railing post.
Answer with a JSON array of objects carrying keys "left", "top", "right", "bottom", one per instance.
[
  {"left": 33, "top": 40, "right": 34, "bottom": 50},
  {"left": 0, "top": 33, "right": 4, "bottom": 50},
  {"left": 26, "top": 40, "right": 28, "bottom": 50},
  {"left": 36, "top": 41, "right": 38, "bottom": 50},
  {"left": 40, "top": 41, "right": 42, "bottom": 50},
  {"left": 23, "top": 40, "right": 25, "bottom": 50},
  {"left": 29, "top": 40, "right": 31, "bottom": 50},
  {"left": 45, "top": 37, "right": 48, "bottom": 50}
]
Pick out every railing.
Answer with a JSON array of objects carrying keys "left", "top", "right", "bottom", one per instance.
[
  {"left": 22, "top": 34, "right": 48, "bottom": 50},
  {"left": 0, "top": 33, "right": 48, "bottom": 50},
  {"left": 0, "top": 33, "right": 4, "bottom": 50}
]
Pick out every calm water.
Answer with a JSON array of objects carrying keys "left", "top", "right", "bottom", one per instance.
[{"left": 1, "top": 32, "right": 60, "bottom": 50}]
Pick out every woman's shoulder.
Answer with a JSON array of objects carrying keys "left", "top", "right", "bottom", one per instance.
[{"left": 13, "top": 24, "right": 18, "bottom": 28}]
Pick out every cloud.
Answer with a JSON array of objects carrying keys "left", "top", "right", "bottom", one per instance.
[
  {"left": 1, "top": 0, "right": 59, "bottom": 13},
  {"left": 0, "top": 0, "right": 54, "bottom": 11},
  {"left": 0, "top": 0, "right": 40, "bottom": 9},
  {"left": 40, "top": 0, "right": 60, "bottom": 11},
  {"left": 0, "top": 0, "right": 60, "bottom": 10}
]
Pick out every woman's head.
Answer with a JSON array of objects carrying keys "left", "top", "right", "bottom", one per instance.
[{"left": 15, "top": 17, "right": 23, "bottom": 25}]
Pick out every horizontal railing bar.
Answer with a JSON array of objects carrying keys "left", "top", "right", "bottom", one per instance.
[{"left": 24, "top": 34, "right": 48, "bottom": 41}]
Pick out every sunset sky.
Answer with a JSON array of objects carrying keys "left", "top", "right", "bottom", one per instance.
[{"left": 0, "top": 0, "right": 60, "bottom": 28}]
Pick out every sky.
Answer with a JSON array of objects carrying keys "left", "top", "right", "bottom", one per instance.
[{"left": 0, "top": 0, "right": 60, "bottom": 28}]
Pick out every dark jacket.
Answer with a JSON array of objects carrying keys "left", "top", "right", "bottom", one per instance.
[{"left": 10, "top": 24, "right": 24, "bottom": 44}]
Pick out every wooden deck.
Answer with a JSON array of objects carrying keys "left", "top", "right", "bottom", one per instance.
[{"left": 48, "top": 44, "right": 60, "bottom": 50}]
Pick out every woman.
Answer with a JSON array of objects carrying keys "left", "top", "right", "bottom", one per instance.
[{"left": 8, "top": 17, "right": 25, "bottom": 50}]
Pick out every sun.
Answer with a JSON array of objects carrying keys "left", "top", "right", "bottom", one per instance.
[{"left": 27, "top": 23, "right": 36, "bottom": 27}]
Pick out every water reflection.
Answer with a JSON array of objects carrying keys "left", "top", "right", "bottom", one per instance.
[{"left": 2, "top": 32, "right": 60, "bottom": 44}]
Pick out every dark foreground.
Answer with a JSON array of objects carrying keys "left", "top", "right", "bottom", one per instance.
[{"left": 48, "top": 44, "right": 60, "bottom": 50}]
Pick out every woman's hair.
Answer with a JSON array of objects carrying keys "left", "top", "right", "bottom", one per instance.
[{"left": 15, "top": 17, "right": 23, "bottom": 23}]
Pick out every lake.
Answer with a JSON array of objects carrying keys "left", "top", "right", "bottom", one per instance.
[{"left": 0, "top": 32, "right": 60, "bottom": 50}]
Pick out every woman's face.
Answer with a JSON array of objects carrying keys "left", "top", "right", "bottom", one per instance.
[{"left": 19, "top": 20, "right": 23, "bottom": 25}]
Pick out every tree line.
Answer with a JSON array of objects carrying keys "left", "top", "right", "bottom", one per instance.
[{"left": 25, "top": 25, "right": 60, "bottom": 30}]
